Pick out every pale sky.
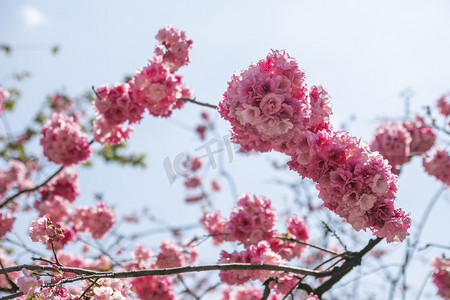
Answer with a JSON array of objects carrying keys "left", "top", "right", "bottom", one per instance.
[{"left": 1, "top": 1, "right": 449, "bottom": 298}]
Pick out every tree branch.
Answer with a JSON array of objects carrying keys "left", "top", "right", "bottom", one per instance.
[
  {"left": 179, "top": 98, "right": 217, "bottom": 109},
  {"left": 314, "top": 237, "right": 383, "bottom": 297},
  {"left": 0, "top": 165, "right": 65, "bottom": 209}
]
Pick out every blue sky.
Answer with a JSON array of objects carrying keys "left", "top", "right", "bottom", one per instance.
[{"left": 1, "top": 1, "right": 449, "bottom": 298}]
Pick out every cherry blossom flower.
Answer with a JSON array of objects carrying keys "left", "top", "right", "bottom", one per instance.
[{"left": 41, "top": 113, "right": 91, "bottom": 166}]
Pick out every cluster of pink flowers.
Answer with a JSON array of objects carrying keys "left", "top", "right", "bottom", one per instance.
[
  {"left": 370, "top": 116, "right": 436, "bottom": 171},
  {"left": 218, "top": 241, "right": 286, "bottom": 285},
  {"left": 0, "top": 211, "right": 15, "bottom": 238},
  {"left": 156, "top": 240, "right": 187, "bottom": 268},
  {"left": 219, "top": 50, "right": 410, "bottom": 243},
  {"left": 0, "top": 159, "right": 36, "bottom": 197},
  {"left": 226, "top": 193, "right": 277, "bottom": 246},
  {"left": 95, "top": 83, "right": 145, "bottom": 126},
  {"left": 202, "top": 193, "right": 309, "bottom": 259},
  {"left": 38, "top": 168, "right": 80, "bottom": 202},
  {"left": 29, "top": 216, "right": 65, "bottom": 245},
  {"left": 222, "top": 285, "right": 281, "bottom": 300},
  {"left": 437, "top": 92, "right": 450, "bottom": 117},
  {"left": 72, "top": 201, "right": 116, "bottom": 239},
  {"left": 0, "top": 248, "right": 19, "bottom": 288},
  {"left": 219, "top": 50, "right": 327, "bottom": 153},
  {"left": 289, "top": 130, "right": 410, "bottom": 242},
  {"left": 431, "top": 256, "right": 450, "bottom": 299},
  {"left": 423, "top": 147, "right": 450, "bottom": 186},
  {"left": 16, "top": 268, "right": 44, "bottom": 298},
  {"left": 93, "top": 25, "right": 193, "bottom": 145},
  {"left": 34, "top": 195, "right": 72, "bottom": 223},
  {"left": 131, "top": 275, "right": 179, "bottom": 300},
  {"left": 155, "top": 25, "right": 193, "bottom": 72},
  {"left": 68, "top": 278, "right": 131, "bottom": 299},
  {"left": 0, "top": 85, "right": 10, "bottom": 115},
  {"left": 41, "top": 113, "right": 92, "bottom": 166}
]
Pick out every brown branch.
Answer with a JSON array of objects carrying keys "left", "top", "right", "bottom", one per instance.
[
  {"left": 0, "top": 165, "right": 65, "bottom": 209},
  {"left": 278, "top": 236, "right": 340, "bottom": 256},
  {"left": 314, "top": 237, "right": 383, "bottom": 297},
  {"left": 0, "top": 263, "right": 333, "bottom": 285},
  {"left": 178, "top": 98, "right": 217, "bottom": 109},
  {"left": 0, "top": 139, "right": 94, "bottom": 209}
]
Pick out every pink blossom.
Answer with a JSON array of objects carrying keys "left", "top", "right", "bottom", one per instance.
[
  {"left": 0, "top": 85, "right": 10, "bottom": 115},
  {"left": 423, "top": 147, "right": 450, "bottom": 186},
  {"left": 72, "top": 201, "right": 116, "bottom": 239},
  {"left": 0, "top": 248, "right": 19, "bottom": 287},
  {"left": 156, "top": 240, "right": 185, "bottom": 268},
  {"left": 431, "top": 256, "right": 450, "bottom": 299},
  {"left": 308, "top": 84, "right": 333, "bottom": 130},
  {"left": 17, "top": 268, "right": 44, "bottom": 297},
  {"left": 269, "top": 273, "right": 298, "bottom": 295},
  {"left": 289, "top": 129, "right": 410, "bottom": 242},
  {"left": 201, "top": 210, "right": 229, "bottom": 245},
  {"left": 41, "top": 113, "right": 91, "bottom": 166},
  {"left": 403, "top": 116, "right": 436, "bottom": 155},
  {"left": 222, "top": 285, "right": 281, "bottom": 300},
  {"left": 226, "top": 193, "right": 277, "bottom": 246},
  {"left": 155, "top": 25, "right": 193, "bottom": 72},
  {"left": 29, "top": 216, "right": 65, "bottom": 245},
  {"left": 218, "top": 50, "right": 312, "bottom": 153},
  {"left": 306, "top": 293, "right": 320, "bottom": 300},
  {"left": 129, "top": 57, "right": 191, "bottom": 117},
  {"left": 0, "top": 211, "right": 15, "bottom": 238},
  {"left": 370, "top": 121, "right": 412, "bottom": 168},
  {"left": 34, "top": 195, "right": 72, "bottom": 223},
  {"left": 437, "top": 92, "right": 450, "bottom": 117},
  {"left": 39, "top": 168, "right": 80, "bottom": 202},
  {"left": 93, "top": 114, "right": 134, "bottom": 145},
  {"left": 131, "top": 275, "right": 179, "bottom": 300},
  {"left": 184, "top": 176, "right": 202, "bottom": 188},
  {"left": 95, "top": 83, "right": 145, "bottom": 125},
  {"left": 0, "top": 160, "right": 36, "bottom": 197},
  {"left": 131, "top": 244, "right": 153, "bottom": 268},
  {"left": 218, "top": 241, "right": 286, "bottom": 285}
]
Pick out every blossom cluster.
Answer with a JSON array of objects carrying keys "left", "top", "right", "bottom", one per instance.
[
  {"left": 0, "top": 159, "right": 36, "bottom": 197},
  {"left": 218, "top": 50, "right": 331, "bottom": 153},
  {"left": 222, "top": 285, "right": 282, "bottom": 300},
  {"left": 0, "top": 211, "right": 15, "bottom": 239},
  {"left": 73, "top": 201, "right": 116, "bottom": 239},
  {"left": 437, "top": 92, "right": 450, "bottom": 117},
  {"left": 219, "top": 50, "right": 410, "bottom": 242},
  {"left": 202, "top": 193, "right": 309, "bottom": 287},
  {"left": 123, "top": 242, "right": 197, "bottom": 299},
  {"left": 423, "top": 147, "right": 450, "bottom": 186},
  {"left": 93, "top": 25, "right": 193, "bottom": 145},
  {"left": 431, "top": 256, "right": 450, "bottom": 299},
  {"left": 202, "top": 194, "right": 308, "bottom": 257},
  {"left": 218, "top": 241, "right": 286, "bottom": 285},
  {"left": 29, "top": 216, "right": 66, "bottom": 245},
  {"left": 38, "top": 168, "right": 80, "bottom": 202},
  {"left": 41, "top": 113, "right": 92, "bottom": 166},
  {"left": 370, "top": 116, "right": 436, "bottom": 172}
]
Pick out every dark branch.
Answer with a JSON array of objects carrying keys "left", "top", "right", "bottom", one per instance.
[{"left": 178, "top": 98, "right": 217, "bottom": 109}]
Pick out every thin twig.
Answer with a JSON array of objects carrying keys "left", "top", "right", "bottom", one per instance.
[
  {"left": 278, "top": 236, "right": 340, "bottom": 256},
  {"left": 0, "top": 263, "right": 333, "bottom": 285},
  {"left": 0, "top": 165, "right": 65, "bottom": 208},
  {"left": 179, "top": 98, "right": 217, "bottom": 109}
]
